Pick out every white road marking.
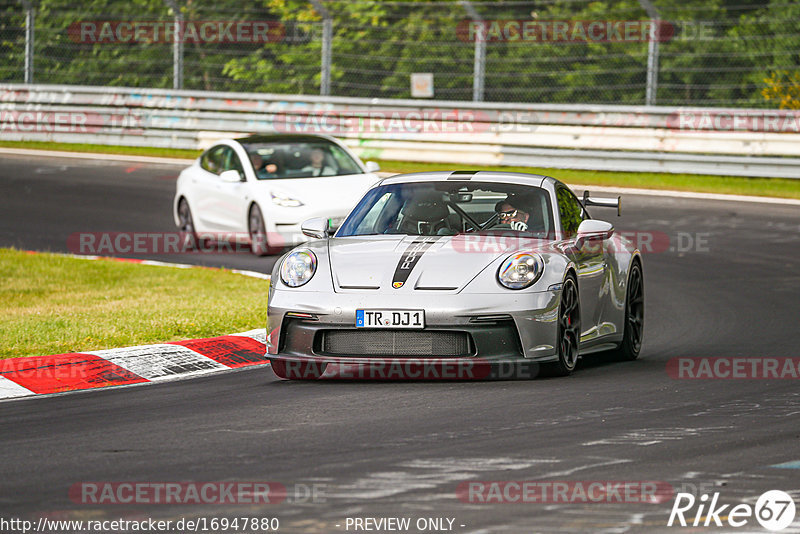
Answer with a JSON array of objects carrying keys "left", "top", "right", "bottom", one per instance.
[
  {"left": 0, "top": 147, "right": 192, "bottom": 165},
  {"left": 86, "top": 344, "right": 227, "bottom": 380},
  {"left": 0, "top": 376, "right": 34, "bottom": 399},
  {"left": 231, "top": 269, "right": 272, "bottom": 280},
  {"left": 329, "top": 457, "right": 554, "bottom": 501},
  {"left": 230, "top": 329, "right": 268, "bottom": 344},
  {"left": 55, "top": 253, "right": 272, "bottom": 281},
  {"left": 536, "top": 457, "right": 631, "bottom": 478},
  {"left": 583, "top": 427, "right": 732, "bottom": 447}
]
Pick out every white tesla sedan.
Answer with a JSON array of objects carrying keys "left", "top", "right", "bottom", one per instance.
[{"left": 173, "top": 134, "right": 380, "bottom": 255}]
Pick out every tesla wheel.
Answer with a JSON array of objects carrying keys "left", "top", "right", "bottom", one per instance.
[
  {"left": 550, "top": 275, "right": 581, "bottom": 376},
  {"left": 177, "top": 198, "right": 201, "bottom": 250},
  {"left": 611, "top": 261, "right": 644, "bottom": 361},
  {"left": 248, "top": 204, "right": 280, "bottom": 256}
]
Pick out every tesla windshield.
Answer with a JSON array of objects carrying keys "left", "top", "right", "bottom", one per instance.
[
  {"left": 337, "top": 181, "right": 554, "bottom": 237},
  {"left": 241, "top": 140, "right": 363, "bottom": 180}
]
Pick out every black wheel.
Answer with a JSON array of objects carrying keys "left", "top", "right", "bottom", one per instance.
[
  {"left": 248, "top": 204, "right": 280, "bottom": 256},
  {"left": 177, "top": 198, "right": 200, "bottom": 250},
  {"left": 550, "top": 275, "right": 581, "bottom": 376},
  {"left": 611, "top": 261, "right": 644, "bottom": 361}
]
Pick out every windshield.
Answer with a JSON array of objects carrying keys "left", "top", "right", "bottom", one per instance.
[
  {"left": 337, "top": 181, "right": 554, "bottom": 238},
  {"left": 240, "top": 140, "right": 363, "bottom": 180}
]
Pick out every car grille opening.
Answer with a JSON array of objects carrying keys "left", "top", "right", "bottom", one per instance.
[{"left": 319, "top": 330, "right": 473, "bottom": 357}]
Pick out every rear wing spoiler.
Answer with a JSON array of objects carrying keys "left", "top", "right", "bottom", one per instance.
[{"left": 583, "top": 191, "right": 621, "bottom": 217}]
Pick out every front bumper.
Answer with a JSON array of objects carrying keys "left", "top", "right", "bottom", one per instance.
[{"left": 267, "top": 289, "right": 561, "bottom": 377}]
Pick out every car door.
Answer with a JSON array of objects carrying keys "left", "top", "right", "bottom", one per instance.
[
  {"left": 192, "top": 145, "right": 229, "bottom": 231},
  {"left": 556, "top": 186, "right": 606, "bottom": 342},
  {"left": 194, "top": 145, "right": 248, "bottom": 234},
  {"left": 211, "top": 145, "right": 249, "bottom": 234}
]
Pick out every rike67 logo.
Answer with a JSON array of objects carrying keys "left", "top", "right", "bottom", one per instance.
[{"left": 668, "top": 490, "right": 796, "bottom": 531}]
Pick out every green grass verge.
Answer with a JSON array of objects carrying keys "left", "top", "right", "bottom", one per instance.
[
  {"left": 2, "top": 140, "right": 799, "bottom": 199},
  {"left": 0, "top": 248, "right": 268, "bottom": 359},
  {"left": 0, "top": 140, "right": 201, "bottom": 160},
  {"left": 377, "top": 160, "right": 800, "bottom": 200}
]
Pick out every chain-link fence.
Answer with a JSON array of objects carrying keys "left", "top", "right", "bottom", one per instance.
[{"left": 1, "top": 0, "right": 799, "bottom": 108}]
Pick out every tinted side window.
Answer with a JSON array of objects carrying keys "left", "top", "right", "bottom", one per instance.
[
  {"left": 200, "top": 145, "right": 227, "bottom": 174},
  {"left": 556, "top": 187, "right": 586, "bottom": 238},
  {"left": 328, "top": 144, "right": 363, "bottom": 175},
  {"left": 220, "top": 147, "right": 245, "bottom": 179}
]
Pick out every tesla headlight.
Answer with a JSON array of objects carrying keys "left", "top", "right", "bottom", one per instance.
[
  {"left": 280, "top": 249, "right": 317, "bottom": 287},
  {"left": 498, "top": 253, "right": 544, "bottom": 290},
  {"left": 271, "top": 191, "right": 304, "bottom": 207}
]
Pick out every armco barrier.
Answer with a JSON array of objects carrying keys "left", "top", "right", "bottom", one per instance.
[{"left": 2, "top": 84, "right": 800, "bottom": 178}]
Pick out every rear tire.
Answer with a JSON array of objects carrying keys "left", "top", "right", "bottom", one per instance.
[
  {"left": 610, "top": 261, "right": 644, "bottom": 361},
  {"left": 548, "top": 275, "right": 581, "bottom": 376}
]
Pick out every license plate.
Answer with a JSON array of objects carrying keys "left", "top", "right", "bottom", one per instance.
[{"left": 355, "top": 309, "right": 425, "bottom": 329}]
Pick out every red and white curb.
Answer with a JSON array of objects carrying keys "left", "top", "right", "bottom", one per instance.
[
  {"left": 0, "top": 329, "right": 269, "bottom": 400},
  {"left": 3, "top": 252, "right": 272, "bottom": 400}
]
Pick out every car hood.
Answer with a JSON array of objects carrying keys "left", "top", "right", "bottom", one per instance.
[
  {"left": 254, "top": 172, "right": 378, "bottom": 211},
  {"left": 327, "top": 234, "right": 549, "bottom": 293}
]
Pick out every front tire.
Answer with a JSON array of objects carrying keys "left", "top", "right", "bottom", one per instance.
[
  {"left": 550, "top": 275, "right": 581, "bottom": 376},
  {"left": 248, "top": 204, "right": 281, "bottom": 256},
  {"left": 177, "top": 198, "right": 201, "bottom": 250},
  {"left": 610, "top": 261, "right": 644, "bottom": 361}
]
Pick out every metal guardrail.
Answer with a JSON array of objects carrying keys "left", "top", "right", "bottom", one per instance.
[{"left": 2, "top": 84, "right": 800, "bottom": 178}]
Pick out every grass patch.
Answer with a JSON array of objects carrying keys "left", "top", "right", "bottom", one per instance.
[
  {"left": 376, "top": 160, "right": 800, "bottom": 200},
  {"left": 3, "top": 140, "right": 800, "bottom": 199},
  {"left": 0, "top": 249, "right": 268, "bottom": 359},
  {"left": 0, "top": 140, "right": 200, "bottom": 160}
]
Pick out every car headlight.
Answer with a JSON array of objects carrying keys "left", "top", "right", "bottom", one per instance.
[
  {"left": 280, "top": 249, "right": 317, "bottom": 287},
  {"left": 498, "top": 253, "right": 544, "bottom": 290},
  {"left": 271, "top": 191, "right": 303, "bottom": 207}
]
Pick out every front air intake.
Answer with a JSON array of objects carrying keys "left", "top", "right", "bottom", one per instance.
[{"left": 319, "top": 330, "right": 472, "bottom": 357}]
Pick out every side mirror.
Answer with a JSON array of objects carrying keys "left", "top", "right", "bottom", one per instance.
[
  {"left": 576, "top": 219, "right": 614, "bottom": 249},
  {"left": 364, "top": 161, "right": 381, "bottom": 173},
  {"left": 220, "top": 170, "right": 243, "bottom": 183},
  {"left": 583, "top": 191, "right": 621, "bottom": 216},
  {"left": 301, "top": 217, "right": 329, "bottom": 239},
  {"left": 327, "top": 217, "right": 343, "bottom": 236}
]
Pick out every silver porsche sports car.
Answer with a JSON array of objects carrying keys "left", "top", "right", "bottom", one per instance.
[{"left": 267, "top": 171, "right": 644, "bottom": 379}]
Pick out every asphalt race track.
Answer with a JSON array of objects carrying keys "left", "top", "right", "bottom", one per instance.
[{"left": 1, "top": 153, "right": 799, "bottom": 533}]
